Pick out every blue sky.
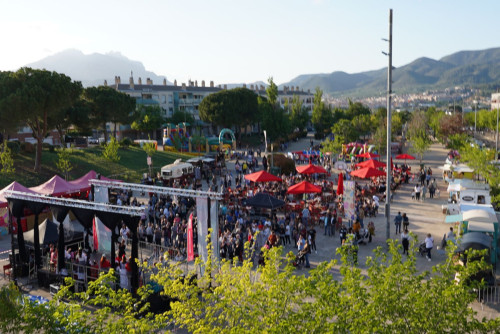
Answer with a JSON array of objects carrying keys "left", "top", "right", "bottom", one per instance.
[{"left": 1, "top": 0, "right": 499, "bottom": 84}]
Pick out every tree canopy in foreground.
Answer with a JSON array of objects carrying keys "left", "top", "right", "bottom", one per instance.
[{"left": 1, "top": 238, "right": 498, "bottom": 333}]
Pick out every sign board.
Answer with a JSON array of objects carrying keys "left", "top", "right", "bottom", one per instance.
[
  {"left": 147, "top": 156, "right": 152, "bottom": 166},
  {"left": 343, "top": 180, "right": 356, "bottom": 218}
]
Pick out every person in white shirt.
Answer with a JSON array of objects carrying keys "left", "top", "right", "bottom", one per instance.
[
  {"left": 424, "top": 233, "right": 434, "bottom": 261},
  {"left": 446, "top": 227, "right": 455, "bottom": 244}
]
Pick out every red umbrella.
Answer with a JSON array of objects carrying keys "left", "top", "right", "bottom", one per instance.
[
  {"left": 296, "top": 163, "right": 328, "bottom": 175},
  {"left": 337, "top": 172, "right": 344, "bottom": 196},
  {"left": 287, "top": 181, "right": 322, "bottom": 194},
  {"left": 356, "top": 152, "right": 380, "bottom": 159},
  {"left": 355, "top": 159, "right": 386, "bottom": 169},
  {"left": 244, "top": 170, "right": 282, "bottom": 183},
  {"left": 395, "top": 153, "right": 415, "bottom": 160},
  {"left": 350, "top": 167, "right": 386, "bottom": 179}
]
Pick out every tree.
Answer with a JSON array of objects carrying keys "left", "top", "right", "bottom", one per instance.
[
  {"left": 84, "top": 86, "right": 136, "bottom": 142},
  {"left": 311, "top": 87, "right": 333, "bottom": 137},
  {"left": 320, "top": 137, "right": 343, "bottom": 155},
  {"left": 56, "top": 148, "right": 73, "bottom": 180},
  {"left": 151, "top": 238, "right": 498, "bottom": 333},
  {"left": 289, "top": 95, "right": 309, "bottom": 131},
  {"left": 345, "top": 99, "right": 371, "bottom": 120},
  {"left": 332, "top": 119, "right": 357, "bottom": 143},
  {"left": 0, "top": 68, "right": 82, "bottom": 172},
  {"left": 410, "top": 134, "right": 432, "bottom": 164},
  {"left": 266, "top": 77, "right": 278, "bottom": 107},
  {"left": 439, "top": 113, "right": 463, "bottom": 144},
  {"left": 2, "top": 240, "right": 499, "bottom": 333},
  {"left": 350, "top": 114, "right": 372, "bottom": 140},
  {"left": 131, "top": 105, "right": 164, "bottom": 139},
  {"left": 199, "top": 88, "right": 258, "bottom": 134},
  {"left": 168, "top": 110, "right": 195, "bottom": 126},
  {"left": 260, "top": 96, "right": 291, "bottom": 142},
  {"left": 102, "top": 137, "right": 120, "bottom": 162},
  {"left": 0, "top": 141, "right": 15, "bottom": 175}
]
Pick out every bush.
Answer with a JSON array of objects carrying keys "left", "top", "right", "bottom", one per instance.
[
  {"left": 267, "top": 153, "right": 295, "bottom": 175},
  {"left": 20, "top": 142, "right": 35, "bottom": 153},
  {"left": 120, "top": 137, "right": 133, "bottom": 148},
  {"left": 6, "top": 141, "right": 20, "bottom": 155}
]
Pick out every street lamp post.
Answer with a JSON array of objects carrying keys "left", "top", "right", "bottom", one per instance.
[
  {"left": 496, "top": 107, "right": 499, "bottom": 162},
  {"left": 382, "top": 9, "right": 393, "bottom": 242}
]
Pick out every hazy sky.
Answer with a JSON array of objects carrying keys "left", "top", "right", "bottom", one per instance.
[{"left": 2, "top": 0, "right": 499, "bottom": 84}]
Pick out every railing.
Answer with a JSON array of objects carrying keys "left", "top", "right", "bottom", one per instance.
[{"left": 477, "top": 286, "right": 500, "bottom": 306}]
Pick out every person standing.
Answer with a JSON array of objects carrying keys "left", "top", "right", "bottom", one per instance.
[
  {"left": 421, "top": 185, "right": 427, "bottom": 201},
  {"left": 401, "top": 229, "right": 410, "bottom": 255},
  {"left": 424, "top": 233, "right": 434, "bottom": 261},
  {"left": 394, "top": 212, "right": 402, "bottom": 235},
  {"left": 402, "top": 213, "right": 409, "bottom": 231},
  {"left": 414, "top": 184, "right": 421, "bottom": 201},
  {"left": 339, "top": 225, "right": 347, "bottom": 245}
]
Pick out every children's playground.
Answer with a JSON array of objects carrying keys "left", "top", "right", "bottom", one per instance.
[{"left": 162, "top": 125, "right": 236, "bottom": 153}]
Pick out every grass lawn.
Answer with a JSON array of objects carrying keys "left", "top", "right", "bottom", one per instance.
[{"left": 0, "top": 146, "right": 192, "bottom": 188}]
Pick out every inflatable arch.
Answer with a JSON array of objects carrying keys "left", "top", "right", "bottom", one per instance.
[{"left": 219, "top": 128, "right": 236, "bottom": 143}]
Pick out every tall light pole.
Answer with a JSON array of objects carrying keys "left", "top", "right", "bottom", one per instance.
[
  {"left": 496, "top": 106, "right": 499, "bottom": 162},
  {"left": 382, "top": 9, "right": 393, "bottom": 242}
]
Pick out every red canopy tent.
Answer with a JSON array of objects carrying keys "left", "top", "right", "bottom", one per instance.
[
  {"left": 355, "top": 159, "right": 386, "bottom": 169},
  {"left": 244, "top": 170, "right": 282, "bottom": 183},
  {"left": 287, "top": 181, "right": 322, "bottom": 194},
  {"left": 337, "top": 172, "right": 344, "bottom": 195},
  {"left": 395, "top": 153, "right": 415, "bottom": 160},
  {"left": 0, "top": 181, "right": 39, "bottom": 208},
  {"left": 350, "top": 167, "right": 386, "bottom": 179},
  {"left": 29, "top": 175, "right": 82, "bottom": 197},
  {"left": 68, "top": 170, "right": 120, "bottom": 191},
  {"left": 296, "top": 163, "right": 327, "bottom": 175},
  {"left": 356, "top": 152, "right": 380, "bottom": 159}
]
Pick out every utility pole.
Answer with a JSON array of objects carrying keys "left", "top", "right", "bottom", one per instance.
[{"left": 385, "top": 9, "right": 393, "bottom": 241}]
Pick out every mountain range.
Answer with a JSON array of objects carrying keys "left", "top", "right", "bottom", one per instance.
[
  {"left": 283, "top": 47, "right": 500, "bottom": 97},
  {"left": 25, "top": 47, "right": 500, "bottom": 97}
]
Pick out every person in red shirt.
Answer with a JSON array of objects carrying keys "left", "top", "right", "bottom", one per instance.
[
  {"left": 100, "top": 254, "right": 111, "bottom": 270},
  {"left": 268, "top": 230, "right": 278, "bottom": 248}
]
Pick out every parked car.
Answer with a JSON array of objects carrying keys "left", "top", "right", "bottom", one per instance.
[{"left": 88, "top": 137, "right": 99, "bottom": 145}]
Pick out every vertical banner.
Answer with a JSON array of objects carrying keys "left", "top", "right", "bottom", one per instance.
[
  {"left": 94, "top": 217, "right": 112, "bottom": 254},
  {"left": 94, "top": 186, "right": 109, "bottom": 203},
  {"left": 92, "top": 217, "right": 99, "bottom": 251},
  {"left": 196, "top": 197, "right": 208, "bottom": 263},
  {"left": 210, "top": 199, "right": 219, "bottom": 261},
  {"left": 187, "top": 213, "right": 194, "bottom": 261},
  {"left": 343, "top": 180, "right": 356, "bottom": 219}
]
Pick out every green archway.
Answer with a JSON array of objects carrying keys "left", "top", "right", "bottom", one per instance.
[{"left": 219, "top": 128, "right": 236, "bottom": 144}]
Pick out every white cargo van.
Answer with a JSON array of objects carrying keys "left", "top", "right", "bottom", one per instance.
[{"left": 160, "top": 159, "right": 194, "bottom": 181}]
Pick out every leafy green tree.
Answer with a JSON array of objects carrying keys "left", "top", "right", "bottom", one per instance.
[
  {"left": 0, "top": 141, "right": 14, "bottom": 175},
  {"left": 131, "top": 105, "right": 164, "bottom": 139},
  {"left": 62, "top": 99, "right": 94, "bottom": 137},
  {"left": 351, "top": 114, "right": 372, "bottom": 140},
  {"left": 199, "top": 88, "right": 258, "bottom": 136},
  {"left": 191, "top": 134, "right": 206, "bottom": 152},
  {"left": 266, "top": 77, "right": 278, "bottom": 107},
  {"left": 168, "top": 110, "right": 195, "bottom": 126},
  {"left": 439, "top": 113, "right": 464, "bottom": 144},
  {"left": 311, "top": 87, "right": 333, "bottom": 137},
  {"left": 0, "top": 68, "right": 82, "bottom": 172},
  {"left": 56, "top": 148, "right": 73, "bottom": 180},
  {"left": 332, "top": 119, "right": 357, "bottom": 143},
  {"left": 320, "top": 137, "right": 343, "bottom": 155},
  {"left": 84, "top": 86, "right": 136, "bottom": 142},
  {"left": 410, "top": 134, "right": 432, "bottom": 164},
  {"left": 102, "top": 137, "right": 120, "bottom": 162},
  {"left": 289, "top": 94, "right": 309, "bottom": 131},
  {"left": 372, "top": 119, "right": 387, "bottom": 155},
  {"left": 260, "top": 95, "right": 291, "bottom": 142},
  {"left": 345, "top": 99, "right": 371, "bottom": 120}
]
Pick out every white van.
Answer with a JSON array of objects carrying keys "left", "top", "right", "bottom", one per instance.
[{"left": 160, "top": 159, "right": 194, "bottom": 181}]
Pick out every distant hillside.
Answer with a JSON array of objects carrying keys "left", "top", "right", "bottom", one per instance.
[
  {"left": 283, "top": 47, "right": 500, "bottom": 97},
  {"left": 26, "top": 49, "right": 170, "bottom": 87}
]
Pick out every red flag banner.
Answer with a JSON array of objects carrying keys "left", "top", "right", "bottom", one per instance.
[
  {"left": 187, "top": 213, "right": 194, "bottom": 261},
  {"left": 92, "top": 217, "right": 99, "bottom": 251}
]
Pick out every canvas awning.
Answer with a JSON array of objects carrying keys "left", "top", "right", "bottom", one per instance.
[{"left": 462, "top": 209, "right": 497, "bottom": 223}]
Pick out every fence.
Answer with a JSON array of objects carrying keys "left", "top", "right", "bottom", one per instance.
[{"left": 476, "top": 286, "right": 500, "bottom": 306}]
